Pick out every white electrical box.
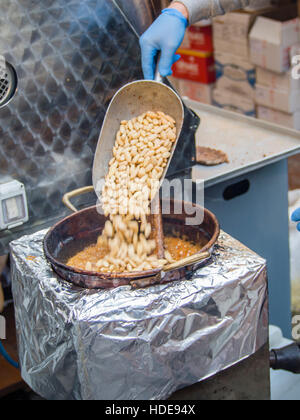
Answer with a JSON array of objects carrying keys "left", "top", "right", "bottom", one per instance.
[{"left": 0, "top": 180, "right": 29, "bottom": 230}]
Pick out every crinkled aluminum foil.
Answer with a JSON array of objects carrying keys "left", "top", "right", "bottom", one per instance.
[{"left": 10, "top": 229, "right": 268, "bottom": 400}]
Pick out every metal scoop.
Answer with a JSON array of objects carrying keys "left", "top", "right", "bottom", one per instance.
[
  {"left": 92, "top": 70, "right": 184, "bottom": 259},
  {"left": 92, "top": 74, "right": 184, "bottom": 192}
]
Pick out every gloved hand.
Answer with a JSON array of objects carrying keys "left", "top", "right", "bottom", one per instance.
[
  {"left": 139, "top": 8, "right": 188, "bottom": 80},
  {"left": 292, "top": 208, "right": 300, "bottom": 231}
]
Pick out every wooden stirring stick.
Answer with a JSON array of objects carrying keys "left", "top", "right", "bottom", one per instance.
[{"left": 150, "top": 194, "right": 165, "bottom": 259}]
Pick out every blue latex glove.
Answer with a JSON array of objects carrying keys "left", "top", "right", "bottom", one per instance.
[
  {"left": 139, "top": 8, "right": 188, "bottom": 80},
  {"left": 292, "top": 208, "right": 300, "bottom": 231}
]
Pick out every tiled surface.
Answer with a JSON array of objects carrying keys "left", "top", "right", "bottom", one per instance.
[
  {"left": 0, "top": 0, "right": 199, "bottom": 253},
  {"left": 0, "top": 0, "right": 142, "bottom": 253}
]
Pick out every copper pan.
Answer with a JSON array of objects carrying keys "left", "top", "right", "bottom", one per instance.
[{"left": 44, "top": 187, "right": 220, "bottom": 289}]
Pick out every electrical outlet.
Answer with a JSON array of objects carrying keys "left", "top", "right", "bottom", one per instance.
[{"left": 0, "top": 180, "right": 29, "bottom": 231}]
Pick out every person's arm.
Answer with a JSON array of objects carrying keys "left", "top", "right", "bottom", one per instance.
[
  {"left": 171, "top": 0, "right": 250, "bottom": 25},
  {"left": 140, "top": 0, "right": 251, "bottom": 80}
]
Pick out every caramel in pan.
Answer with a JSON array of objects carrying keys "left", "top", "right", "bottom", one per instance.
[{"left": 67, "top": 236, "right": 203, "bottom": 273}]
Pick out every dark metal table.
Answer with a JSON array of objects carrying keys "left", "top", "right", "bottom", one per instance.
[{"left": 171, "top": 344, "right": 270, "bottom": 400}]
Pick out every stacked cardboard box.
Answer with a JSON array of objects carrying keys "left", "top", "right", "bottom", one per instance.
[
  {"left": 256, "top": 67, "right": 300, "bottom": 130},
  {"left": 212, "top": 6, "right": 274, "bottom": 117},
  {"left": 171, "top": 20, "right": 215, "bottom": 104},
  {"left": 169, "top": 76, "right": 214, "bottom": 104},
  {"left": 250, "top": 5, "right": 300, "bottom": 130}
]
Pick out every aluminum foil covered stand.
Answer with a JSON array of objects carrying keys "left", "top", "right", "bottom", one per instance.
[{"left": 10, "top": 230, "right": 268, "bottom": 400}]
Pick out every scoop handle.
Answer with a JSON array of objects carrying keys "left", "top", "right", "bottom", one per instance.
[{"left": 154, "top": 53, "right": 163, "bottom": 84}]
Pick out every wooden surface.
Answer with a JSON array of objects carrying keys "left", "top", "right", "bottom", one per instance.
[
  {"left": 0, "top": 304, "right": 25, "bottom": 398},
  {"left": 150, "top": 197, "right": 165, "bottom": 259},
  {"left": 288, "top": 154, "right": 300, "bottom": 191},
  {"left": 0, "top": 285, "right": 4, "bottom": 314},
  {"left": 0, "top": 256, "right": 8, "bottom": 313}
]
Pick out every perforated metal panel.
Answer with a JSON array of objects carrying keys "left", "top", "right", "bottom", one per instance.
[
  {"left": 0, "top": 0, "right": 198, "bottom": 253},
  {"left": 0, "top": 73, "right": 10, "bottom": 104},
  {"left": 0, "top": 60, "right": 17, "bottom": 107}
]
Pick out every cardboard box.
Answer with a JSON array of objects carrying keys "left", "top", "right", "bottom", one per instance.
[
  {"left": 169, "top": 77, "right": 214, "bottom": 104},
  {"left": 249, "top": 5, "right": 300, "bottom": 73},
  {"left": 291, "top": 44, "right": 300, "bottom": 80},
  {"left": 215, "top": 52, "right": 256, "bottom": 99},
  {"left": 257, "top": 105, "right": 300, "bottom": 130},
  {"left": 212, "top": 88, "right": 256, "bottom": 117},
  {"left": 181, "top": 21, "right": 213, "bottom": 53},
  {"left": 213, "top": 6, "right": 275, "bottom": 59},
  {"left": 256, "top": 66, "right": 300, "bottom": 91},
  {"left": 256, "top": 83, "right": 300, "bottom": 113},
  {"left": 172, "top": 50, "right": 216, "bottom": 84},
  {"left": 245, "top": 0, "right": 272, "bottom": 9}
]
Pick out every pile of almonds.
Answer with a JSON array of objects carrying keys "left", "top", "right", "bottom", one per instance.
[{"left": 93, "top": 111, "right": 177, "bottom": 274}]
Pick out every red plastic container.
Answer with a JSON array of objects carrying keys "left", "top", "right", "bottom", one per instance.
[
  {"left": 172, "top": 50, "right": 216, "bottom": 84},
  {"left": 182, "top": 24, "right": 214, "bottom": 53}
]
